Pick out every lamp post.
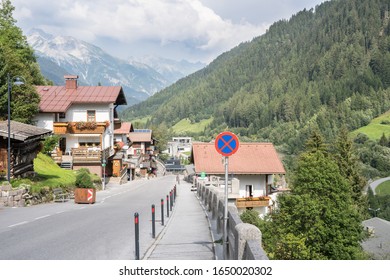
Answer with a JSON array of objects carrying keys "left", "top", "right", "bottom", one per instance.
[
  {"left": 102, "top": 129, "right": 112, "bottom": 190},
  {"left": 369, "top": 207, "right": 380, "bottom": 217},
  {"left": 7, "top": 73, "right": 25, "bottom": 182}
]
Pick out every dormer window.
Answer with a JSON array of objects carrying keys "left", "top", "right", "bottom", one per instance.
[{"left": 87, "top": 110, "right": 96, "bottom": 122}]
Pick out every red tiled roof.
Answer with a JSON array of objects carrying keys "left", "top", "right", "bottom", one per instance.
[
  {"left": 128, "top": 131, "right": 152, "bottom": 143},
  {"left": 36, "top": 85, "right": 127, "bottom": 113},
  {"left": 114, "top": 122, "right": 133, "bottom": 134},
  {"left": 192, "top": 142, "right": 285, "bottom": 175}
]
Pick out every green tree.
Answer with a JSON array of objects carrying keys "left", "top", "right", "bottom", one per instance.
[
  {"left": 0, "top": 0, "right": 46, "bottom": 124},
  {"left": 263, "top": 132, "right": 365, "bottom": 259},
  {"left": 333, "top": 127, "right": 367, "bottom": 212}
]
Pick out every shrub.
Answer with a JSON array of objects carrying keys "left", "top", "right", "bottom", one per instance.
[{"left": 75, "top": 170, "right": 94, "bottom": 188}]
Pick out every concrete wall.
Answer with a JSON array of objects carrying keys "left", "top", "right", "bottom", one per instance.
[{"left": 196, "top": 180, "right": 269, "bottom": 260}]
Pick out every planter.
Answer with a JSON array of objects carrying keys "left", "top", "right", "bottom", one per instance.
[{"left": 74, "top": 188, "right": 96, "bottom": 204}]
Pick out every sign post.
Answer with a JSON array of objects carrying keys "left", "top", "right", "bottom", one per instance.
[{"left": 215, "top": 131, "right": 239, "bottom": 260}]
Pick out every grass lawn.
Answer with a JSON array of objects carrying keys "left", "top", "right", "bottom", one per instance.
[
  {"left": 351, "top": 111, "right": 390, "bottom": 140},
  {"left": 172, "top": 118, "right": 214, "bottom": 134},
  {"left": 376, "top": 180, "right": 390, "bottom": 196},
  {"left": 10, "top": 153, "right": 100, "bottom": 193}
]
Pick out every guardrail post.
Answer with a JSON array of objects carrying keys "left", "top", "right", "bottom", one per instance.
[
  {"left": 151, "top": 204, "right": 156, "bottom": 238},
  {"left": 134, "top": 212, "right": 140, "bottom": 260}
]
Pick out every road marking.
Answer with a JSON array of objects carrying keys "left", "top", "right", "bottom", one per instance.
[
  {"left": 34, "top": 215, "right": 51, "bottom": 220},
  {"left": 8, "top": 221, "right": 28, "bottom": 228}
]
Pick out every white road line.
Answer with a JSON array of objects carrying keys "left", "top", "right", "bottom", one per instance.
[
  {"left": 8, "top": 221, "right": 28, "bottom": 228},
  {"left": 34, "top": 215, "right": 51, "bottom": 220},
  {"left": 56, "top": 211, "right": 66, "bottom": 214}
]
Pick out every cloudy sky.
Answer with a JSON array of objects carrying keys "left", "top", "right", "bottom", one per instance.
[{"left": 12, "top": 0, "right": 325, "bottom": 63}]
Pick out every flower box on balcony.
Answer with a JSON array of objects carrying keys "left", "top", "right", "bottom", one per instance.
[{"left": 236, "top": 196, "right": 271, "bottom": 208}]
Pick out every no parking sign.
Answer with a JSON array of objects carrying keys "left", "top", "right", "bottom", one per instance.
[{"left": 215, "top": 131, "right": 239, "bottom": 157}]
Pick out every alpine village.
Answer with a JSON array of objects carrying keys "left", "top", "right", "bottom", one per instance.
[{"left": 1, "top": 0, "right": 390, "bottom": 261}]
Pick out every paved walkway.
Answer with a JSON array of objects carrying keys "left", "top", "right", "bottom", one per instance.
[{"left": 144, "top": 177, "right": 215, "bottom": 260}]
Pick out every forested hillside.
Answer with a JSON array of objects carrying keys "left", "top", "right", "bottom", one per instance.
[{"left": 123, "top": 0, "right": 390, "bottom": 169}]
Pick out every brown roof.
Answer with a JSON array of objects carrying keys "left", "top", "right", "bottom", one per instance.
[
  {"left": 128, "top": 131, "right": 152, "bottom": 143},
  {"left": 36, "top": 85, "right": 127, "bottom": 113},
  {"left": 192, "top": 142, "right": 285, "bottom": 175},
  {"left": 0, "top": 121, "right": 52, "bottom": 142},
  {"left": 114, "top": 122, "right": 134, "bottom": 134}
]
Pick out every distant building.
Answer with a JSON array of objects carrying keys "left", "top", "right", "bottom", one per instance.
[
  {"left": 128, "top": 129, "right": 154, "bottom": 156},
  {"left": 191, "top": 142, "right": 286, "bottom": 216},
  {"left": 164, "top": 137, "right": 192, "bottom": 159}
]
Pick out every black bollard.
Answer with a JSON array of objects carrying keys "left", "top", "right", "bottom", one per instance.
[
  {"left": 161, "top": 199, "right": 164, "bottom": 226},
  {"left": 166, "top": 195, "right": 169, "bottom": 218},
  {"left": 170, "top": 190, "right": 173, "bottom": 211},
  {"left": 134, "top": 212, "right": 140, "bottom": 260},
  {"left": 151, "top": 204, "right": 156, "bottom": 238}
]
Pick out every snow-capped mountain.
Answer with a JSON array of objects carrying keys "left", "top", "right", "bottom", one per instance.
[{"left": 27, "top": 28, "right": 205, "bottom": 106}]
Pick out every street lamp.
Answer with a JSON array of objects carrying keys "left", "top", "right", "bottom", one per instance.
[
  {"left": 102, "top": 129, "right": 112, "bottom": 190},
  {"left": 7, "top": 73, "right": 25, "bottom": 182},
  {"left": 369, "top": 207, "right": 380, "bottom": 217}
]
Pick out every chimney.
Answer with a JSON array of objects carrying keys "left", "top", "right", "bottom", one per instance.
[{"left": 64, "top": 75, "right": 78, "bottom": 89}]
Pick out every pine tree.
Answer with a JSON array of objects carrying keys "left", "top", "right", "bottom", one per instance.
[
  {"left": 263, "top": 131, "right": 365, "bottom": 260},
  {"left": 333, "top": 127, "right": 368, "bottom": 212}
]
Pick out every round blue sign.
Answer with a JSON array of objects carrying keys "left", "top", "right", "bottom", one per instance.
[{"left": 215, "top": 131, "right": 239, "bottom": 157}]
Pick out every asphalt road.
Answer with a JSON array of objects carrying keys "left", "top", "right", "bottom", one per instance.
[
  {"left": 0, "top": 175, "right": 177, "bottom": 260},
  {"left": 369, "top": 176, "right": 390, "bottom": 195}
]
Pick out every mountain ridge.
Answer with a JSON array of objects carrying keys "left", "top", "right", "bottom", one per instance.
[{"left": 27, "top": 28, "right": 205, "bottom": 106}]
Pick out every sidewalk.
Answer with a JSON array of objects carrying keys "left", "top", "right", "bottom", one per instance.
[{"left": 144, "top": 177, "right": 215, "bottom": 260}]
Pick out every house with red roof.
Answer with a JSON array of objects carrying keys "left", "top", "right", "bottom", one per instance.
[
  {"left": 191, "top": 142, "right": 286, "bottom": 216},
  {"left": 34, "top": 75, "right": 127, "bottom": 176}
]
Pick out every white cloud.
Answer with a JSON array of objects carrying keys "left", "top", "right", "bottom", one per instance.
[
  {"left": 13, "top": 0, "right": 267, "bottom": 61},
  {"left": 12, "top": 0, "right": 325, "bottom": 62}
]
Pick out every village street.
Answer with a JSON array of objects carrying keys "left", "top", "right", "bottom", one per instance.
[{"left": 0, "top": 175, "right": 177, "bottom": 260}]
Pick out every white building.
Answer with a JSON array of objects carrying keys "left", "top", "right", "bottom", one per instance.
[
  {"left": 34, "top": 75, "right": 127, "bottom": 176},
  {"left": 191, "top": 142, "right": 286, "bottom": 216}
]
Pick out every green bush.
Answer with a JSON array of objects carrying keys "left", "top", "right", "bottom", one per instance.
[{"left": 75, "top": 169, "right": 94, "bottom": 189}]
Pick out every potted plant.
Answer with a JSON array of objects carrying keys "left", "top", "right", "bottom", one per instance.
[{"left": 74, "top": 169, "right": 96, "bottom": 204}]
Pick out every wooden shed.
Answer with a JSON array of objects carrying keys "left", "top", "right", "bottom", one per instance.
[{"left": 0, "top": 121, "right": 52, "bottom": 179}]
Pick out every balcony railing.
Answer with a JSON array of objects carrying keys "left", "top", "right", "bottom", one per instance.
[
  {"left": 53, "top": 121, "right": 109, "bottom": 134},
  {"left": 72, "top": 147, "right": 102, "bottom": 163},
  {"left": 235, "top": 196, "right": 271, "bottom": 208}
]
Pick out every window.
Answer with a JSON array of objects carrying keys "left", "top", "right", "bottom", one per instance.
[
  {"left": 87, "top": 110, "right": 96, "bottom": 122},
  {"left": 59, "top": 112, "right": 66, "bottom": 119}
]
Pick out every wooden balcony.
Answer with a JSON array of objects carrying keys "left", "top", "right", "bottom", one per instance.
[
  {"left": 53, "top": 121, "right": 109, "bottom": 134},
  {"left": 235, "top": 197, "right": 271, "bottom": 208},
  {"left": 72, "top": 148, "right": 102, "bottom": 163}
]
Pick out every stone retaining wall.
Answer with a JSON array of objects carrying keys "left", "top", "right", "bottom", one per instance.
[
  {"left": 196, "top": 180, "right": 269, "bottom": 260},
  {"left": 0, "top": 183, "right": 29, "bottom": 207}
]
